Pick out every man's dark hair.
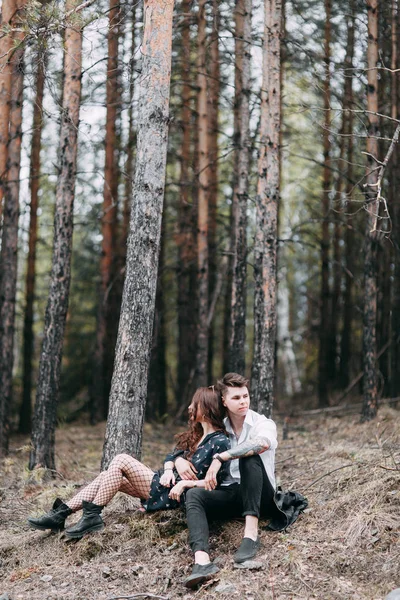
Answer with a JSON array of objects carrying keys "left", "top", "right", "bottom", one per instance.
[{"left": 216, "top": 372, "right": 249, "bottom": 398}]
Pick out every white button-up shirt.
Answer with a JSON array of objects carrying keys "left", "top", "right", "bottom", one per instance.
[{"left": 223, "top": 409, "right": 278, "bottom": 490}]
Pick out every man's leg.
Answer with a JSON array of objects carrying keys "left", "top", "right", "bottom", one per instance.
[
  {"left": 234, "top": 455, "right": 276, "bottom": 562},
  {"left": 184, "top": 486, "right": 241, "bottom": 587}
]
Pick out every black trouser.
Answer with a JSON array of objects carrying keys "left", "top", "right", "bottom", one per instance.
[{"left": 186, "top": 455, "right": 276, "bottom": 553}]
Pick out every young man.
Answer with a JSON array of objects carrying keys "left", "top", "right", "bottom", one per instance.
[{"left": 181, "top": 372, "right": 278, "bottom": 588}]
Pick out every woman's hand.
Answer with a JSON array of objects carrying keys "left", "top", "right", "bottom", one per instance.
[
  {"left": 160, "top": 469, "right": 175, "bottom": 487},
  {"left": 204, "top": 458, "right": 221, "bottom": 491},
  {"left": 174, "top": 457, "right": 198, "bottom": 480},
  {"left": 168, "top": 480, "right": 188, "bottom": 501}
]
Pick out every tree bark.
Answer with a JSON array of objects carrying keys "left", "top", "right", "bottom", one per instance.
[
  {"left": 194, "top": 0, "right": 209, "bottom": 388},
  {"left": 19, "top": 57, "right": 46, "bottom": 434},
  {"left": 0, "top": 2, "right": 25, "bottom": 455},
  {"left": 339, "top": 2, "right": 356, "bottom": 389},
  {"left": 318, "top": 0, "right": 332, "bottom": 407},
  {"left": 0, "top": 0, "right": 15, "bottom": 219},
  {"left": 226, "top": 0, "right": 252, "bottom": 375},
  {"left": 29, "top": 1, "right": 83, "bottom": 469},
  {"left": 361, "top": 0, "right": 379, "bottom": 422},
  {"left": 251, "top": 0, "right": 281, "bottom": 417},
  {"left": 90, "top": 0, "right": 120, "bottom": 423},
  {"left": 176, "top": 0, "right": 196, "bottom": 407},
  {"left": 207, "top": 0, "right": 220, "bottom": 382},
  {"left": 391, "top": 0, "right": 400, "bottom": 398},
  {"left": 102, "top": 0, "right": 175, "bottom": 467}
]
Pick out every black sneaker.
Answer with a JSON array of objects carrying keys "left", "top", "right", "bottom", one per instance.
[
  {"left": 184, "top": 562, "right": 220, "bottom": 588},
  {"left": 233, "top": 537, "right": 260, "bottom": 563}
]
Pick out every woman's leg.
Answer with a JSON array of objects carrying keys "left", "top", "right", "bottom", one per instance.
[
  {"left": 66, "top": 472, "right": 106, "bottom": 511},
  {"left": 92, "top": 454, "right": 154, "bottom": 506}
]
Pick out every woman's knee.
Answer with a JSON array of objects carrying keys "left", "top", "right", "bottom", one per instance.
[{"left": 109, "top": 453, "right": 133, "bottom": 469}]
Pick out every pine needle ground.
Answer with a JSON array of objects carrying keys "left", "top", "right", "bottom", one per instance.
[{"left": 0, "top": 411, "right": 399, "bottom": 600}]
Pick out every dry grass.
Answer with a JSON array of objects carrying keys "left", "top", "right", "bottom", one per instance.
[{"left": 0, "top": 409, "right": 399, "bottom": 600}]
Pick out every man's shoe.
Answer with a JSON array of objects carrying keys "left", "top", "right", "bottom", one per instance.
[
  {"left": 184, "top": 562, "right": 220, "bottom": 588},
  {"left": 65, "top": 500, "right": 104, "bottom": 539},
  {"left": 28, "top": 498, "right": 72, "bottom": 532},
  {"left": 233, "top": 537, "right": 260, "bottom": 563}
]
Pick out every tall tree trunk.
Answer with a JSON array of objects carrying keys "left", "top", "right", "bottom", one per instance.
[
  {"left": 361, "top": 0, "right": 379, "bottom": 422},
  {"left": 102, "top": 0, "right": 175, "bottom": 467},
  {"left": 194, "top": 0, "right": 209, "bottom": 388},
  {"left": 29, "top": 1, "right": 83, "bottom": 469},
  {"left": 0, "top": 0, "right": 15, "bottom": 220},
  {"left": 90, "top": 0, "right": 120, "bottom": 423},
  {"left": 147, "top": 216, "right": 167, "bottom": 420},
  {"left": 0, "top": 4, "right": 25, "bottom": 455},
  {"left": 207, "top": 0, "right": 219, "bottom": 382},
  {"left": 20, "top": 58, "right": 46, "bottom": 434},
  {"left": 391, "top": 0, "right": 400, "bottom": 397},
  {"left": 318, "top": 0, "right": 332, "bottom": 407},
  {"left": 176, "top": 0, "right": 196, "bottom": 407},
  {"left": 251, "top": 0, "right": 281, "bottom": 417},
  {"left": 226, "top": 0, "right": 252, "bottom": 375},
  {"left": 339, "top": 2, "right": 356, "bottom": 389}
]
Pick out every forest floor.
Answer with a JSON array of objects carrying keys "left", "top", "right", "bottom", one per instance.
[{"left": 0, "top": 406, "right": 400, "bottom": 600}]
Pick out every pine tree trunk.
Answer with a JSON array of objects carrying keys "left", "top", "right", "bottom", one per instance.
[
  {"left": 226, "top": 0, "right": 252, "bottom": 375},
  {"left": 147, "top": 216, "right": 167, "bottom": 420},
  {"left": 176, "top": 0, "right": 196, "bottom": 407},
  {"left": 101, "top": 0, "right": 175, "bottom": 467},
  {"left": 339, "top": 4, "right": 355, "bottom": 388},
  {"left": 0, "top": 0, "right": 15, "bottom": 219},
  {"left": 361, "top": 0, "right": 379, "bottom": 422},
  {"left": 29, "top": 2, "right": 83, "bottom": 469},
  {"left": 194, "top": 0, "right": 209, "bottom": 388},
  {"left": 318, "top": 0, "right": 332, "bottom": 407},
  {"left": 391, "top": 0, "right": 400, "bottom": 397},
  {"left": 0, "top": 7, "right": 25, "bottom": 455},
  {"left": 207, "top": 0, "right": 219, "bottom": 382},
  {"left": 90, "top": 0, "right": 120, "bottom": 423},
  {"left": 252, "top": 0, "right": 281, "bottom": 417},
  {"left": 20, "top": 58, "right": 46, "bottom": 434}
]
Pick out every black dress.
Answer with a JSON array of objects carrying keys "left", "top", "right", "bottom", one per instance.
[{"left": 142, "top": 431, "right": 230, "bottom": 512}]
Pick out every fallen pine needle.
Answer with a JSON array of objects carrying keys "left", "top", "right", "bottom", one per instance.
[{"left": 107, "top": 594, "right": 169, "bottom": 600}]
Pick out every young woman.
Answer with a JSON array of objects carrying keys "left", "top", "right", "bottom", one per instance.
[{"left": 28, "top": 387, "right": 230, "bottom": 539}]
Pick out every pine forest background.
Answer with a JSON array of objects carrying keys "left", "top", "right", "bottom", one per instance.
[{"left": 0, "top": 0, "right": 399, "bottom": 465}]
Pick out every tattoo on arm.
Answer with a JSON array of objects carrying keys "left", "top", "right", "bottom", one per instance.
[{"left": 226, "top": 436, "right": 270, "bottom": 460}]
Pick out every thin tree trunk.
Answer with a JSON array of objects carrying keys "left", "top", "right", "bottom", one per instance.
[
  {"left": 102, "top": 0, "right": 175, "bottom": 467},
  {"left": 318, "top": 0, "right": 332, "bottom": 407},
  {"left": 29, "top": 1, "right": 83, "bottom": 469},
  {"left": 176, "top": 0, "right": 196, "bottom": 407},
  {"left": 207, "top": 0, "right": 219, "bottom": 382},
  {"left": 361, "top": 0, "right": 379, "bottom": 422},
  {"left": 391, "top": 0, "right": 400, "bottom": 397},
  {"left": 226, "top": 0, "right": 252, "bottom": 375},
  {"left": 90, "top": 0, "right": 120, "bottom": 423},
  {"left": 194, "top": 0, "right": 209, "bottom": 388},
  {"left": 0, "top": 0, "right": 15, "bottom": 220},
  {"left": 251, "top": 0, "right": 281, "bottom": 417},
  {"left": 19, "top": 57, "right": 46, "bottom": 434},
  {"left": 0, "top": 3, "right": 25, "bottom": 455},
  {"left": 339, "top": 2, "right": 356, "bottom": 388}
]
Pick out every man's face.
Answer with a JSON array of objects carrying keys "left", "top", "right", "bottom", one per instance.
[{"left": 222, "top": 386, "right": 250, "bottom": 418}]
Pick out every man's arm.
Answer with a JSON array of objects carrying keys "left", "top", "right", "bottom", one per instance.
[{"left": 221, "top": 435, "right": 271, "bottom": 461}]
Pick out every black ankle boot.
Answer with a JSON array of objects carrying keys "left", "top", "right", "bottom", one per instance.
[
  {"left": 28, "top": 498, "right": 73, "bottom": 532},
  {"left": 65, "top": 500, "right": 104, "bottom": 539}
]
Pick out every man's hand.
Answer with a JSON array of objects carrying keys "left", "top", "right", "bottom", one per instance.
[
  {"left": 168, "top": 480, "right": 188, "bottom": 501},
  {"left": 175, "top": 457, "right": 198, "bottom": 480},
  {"left": 160, "top": 469, "right": 175, "bottom": 487},
  {"left": 204, "top": 458, "right": 221, "bottom": 491}
]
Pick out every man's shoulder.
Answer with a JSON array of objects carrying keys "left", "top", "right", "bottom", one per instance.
[{"left": 246, "top": 409, "right": 277, "bottom": 428}]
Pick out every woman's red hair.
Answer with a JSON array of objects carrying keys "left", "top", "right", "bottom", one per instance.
[{"left": 175, "top": 387, "right": 226, "bottom": 456}]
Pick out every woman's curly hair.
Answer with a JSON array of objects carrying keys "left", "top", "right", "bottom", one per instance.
[{"left": 175, "top": 387, "right": 226, "bottom": 456}]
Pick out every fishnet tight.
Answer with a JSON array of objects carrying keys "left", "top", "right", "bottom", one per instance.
[{"left": 66, "top": 454, "right": 154, "bottom": 510}]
